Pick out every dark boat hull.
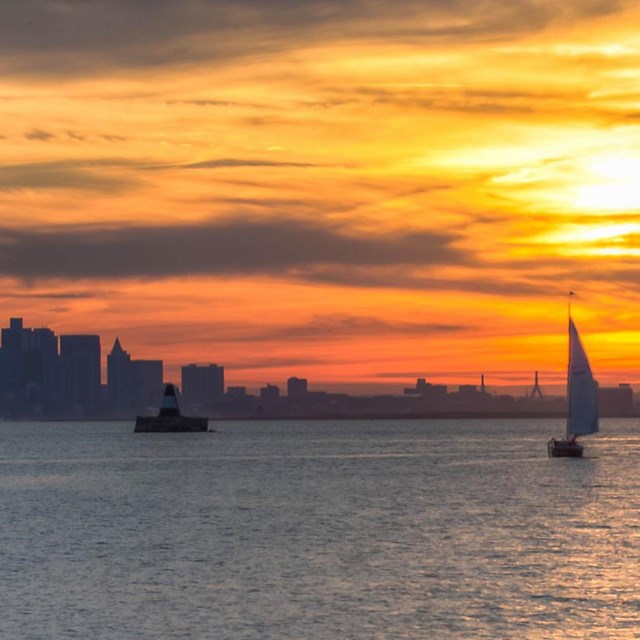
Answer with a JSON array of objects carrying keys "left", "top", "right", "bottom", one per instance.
[
  {"left": 134, "top": 415, "right": 209, "bottom": 432},
  {"left": 547, "top": 438, "right": 584, "bottom": 458}
]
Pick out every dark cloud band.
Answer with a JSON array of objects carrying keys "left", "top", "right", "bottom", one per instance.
[
  {"left": 0, "top": 0, "right": 627, "bottom": 76},
  {"left": 0, "top": 217, "right": 463, "bottom": 280}
]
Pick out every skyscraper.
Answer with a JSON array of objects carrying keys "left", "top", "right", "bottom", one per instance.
[
  {"left": 107, "top": 337, "right": 132, "bottom": 416},
  {"left": 60, "top": 334, "right": 101, "bottom": 415},
  {"left": 132, "top": 359, "right": 163, "bottom": 408}
]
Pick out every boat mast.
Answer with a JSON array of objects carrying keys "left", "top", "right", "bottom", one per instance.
[{"left": 566, "top": 292, "right": 574, "bottom": 439}]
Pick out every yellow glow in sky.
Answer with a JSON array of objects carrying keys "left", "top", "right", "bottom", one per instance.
[
  {"left": 2, "top": 1, "right": 640, "bottom": 391},
  {"left": 571, "top": 154, "right": 640, "bottom": 211}
]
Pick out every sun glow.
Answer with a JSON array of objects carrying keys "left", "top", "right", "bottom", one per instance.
[
  {"left": 573, "top": 154, "right": 640, "bottom": 211},
  {"left": 532, "top": 221, "right": 640, "bottom": 258},
  {"left": 544, "top": 222, "right": 640, "bottom": 244}
]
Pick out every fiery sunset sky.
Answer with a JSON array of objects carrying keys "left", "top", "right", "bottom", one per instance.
[{"left": 2, "top": 0, "right": 640, "bottom": 392}]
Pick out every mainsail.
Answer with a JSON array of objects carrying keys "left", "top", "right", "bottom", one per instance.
[{"left": 567, "top": 318, "right": 599, "bottom": 437}]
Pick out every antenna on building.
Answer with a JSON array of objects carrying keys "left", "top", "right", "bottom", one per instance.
[
  {"left": 481, "top": 374, "right": 486, "bottom": 394},
  {"left": 531, "top": 370, "right": 543, "bottom": 398}
]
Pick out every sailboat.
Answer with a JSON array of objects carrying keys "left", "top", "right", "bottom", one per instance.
[{"left": 547, "top": 316, "right": 599, "bottom": 458}]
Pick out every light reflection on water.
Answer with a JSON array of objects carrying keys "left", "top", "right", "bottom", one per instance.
[{"left": 1, "top": 418, "right": 640, "bottom": 639}]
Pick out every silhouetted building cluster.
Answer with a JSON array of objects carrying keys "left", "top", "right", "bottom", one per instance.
[
  {"left": 215, "top": 374, "right": 637, "bottom": 420},
  {"left": 0, "top": 317, "right": 212, "bottom": 419},
  {"left": 0, "top": 316, "right": 637, "bottom": 420}
]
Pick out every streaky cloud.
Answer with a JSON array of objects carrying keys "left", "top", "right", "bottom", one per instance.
[
  {"left": 182, "top": 158, "right": 318, "bottom": 169},
  {"left": 298, "top": 265, "right": 555, "bottom": 296},
  {"left": 65, "top": 130, "right": 87, "bottom": 141},
  {"left": 167, "top": 99, "right": 266, "bottom": 109},
  {"left": 107, "top": 313, "right": 473, "bottom": 351},
  {"left": 0, "top": 158, "right": 142, "bottom": 192},
  {"left": 227, "top": 356, "right": 330, "bottom": 370},
  {"left": 217, "top": 313, "right": 471, "bottom": 343},
  {"left": 139, "top": 157, "right": 324, "bottom": 172},
  {"left": 216, "top": 196, "right": 359, "bottom": 217},
  {"left": 5, "top": 290, "right": 103, "bottom": 300},
  {"left": 24, "top": 128, "right": 55, "bottom": 141}
]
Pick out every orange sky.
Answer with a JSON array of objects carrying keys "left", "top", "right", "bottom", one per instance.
[{"left": 1, "top": 1, "right": 640, "bottom": 393}]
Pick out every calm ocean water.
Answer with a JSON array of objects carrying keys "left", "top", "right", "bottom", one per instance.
[{"left": 2, "top": 418, "right": 640, "bottom": 639}]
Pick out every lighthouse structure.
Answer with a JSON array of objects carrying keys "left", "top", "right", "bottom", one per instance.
[{"left": 134, "top": 383, "right": 210, "bottom": 432}]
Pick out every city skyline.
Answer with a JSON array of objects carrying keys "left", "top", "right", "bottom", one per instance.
[
  {"left": 2, "top": 2, "right": 640, "bottom": 390},
  {"left": 0, "top": 314, "right": 634, "bottom": 398},
  {"left": 0, "top": 314, "right": 635, "bottom": 421}
]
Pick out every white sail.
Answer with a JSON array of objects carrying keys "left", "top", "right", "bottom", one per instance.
[{"left": 567, "top": 318, "right": 599, "bottom": 437}]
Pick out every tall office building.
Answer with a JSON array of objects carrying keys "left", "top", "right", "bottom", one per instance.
[
  {"left": 107, "top": 337, "right": 132, "bottom": 415},
  {"left": 28, "top": 327, "right": 60, "bottom": 400},
  {"left": 60, "top": 334, "right": 101, "bottom": 415},
  {"left": 181, "top": 364, "right": 224, "bottom": 407},
  {"left": 132, "top": 359, "right": 164, "bottom": 408},
  {"left": 0, "top": 317, "right": 60, "bottom": 406}
]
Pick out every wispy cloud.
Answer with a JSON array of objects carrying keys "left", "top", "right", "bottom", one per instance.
[
  {"left": 226, "top": 355, "right": 331, "bottom": 370},
  {"left": 2, "top": 290, "right": 102, "bottom": 300},
  {"left": 219, "top": 313, "right": 471, "bottom": 343},
  {"left": 136, "top": 157, "right": 325, "bottom": 172},
  {"left": 181, "top": 158, "right": 318, "bottom": 170},
  {"left": 24, "top": 128, "right": 55, "bottom": 141},
  {"left": 167, "top": 98, "right": 266, "bottom": 109},
  {"left": 298, "top": 265, "right": 557, "bottom": 296},
  {"left": 0, "top": 158, "right": 142, "bottom": 191}
]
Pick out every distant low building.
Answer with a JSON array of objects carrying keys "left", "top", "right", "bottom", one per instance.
[
  {"left": 599, "top": 384, "right": 634, "bottom": 416},
  {"left": 260, "top": 383, "right": 280, "bottom": 400},
  {"left": 404, "top": 378, "right": 447, "bottom": 403},
  {"left": 287, "top": 376, "right": 308, "bottom": 398}
]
